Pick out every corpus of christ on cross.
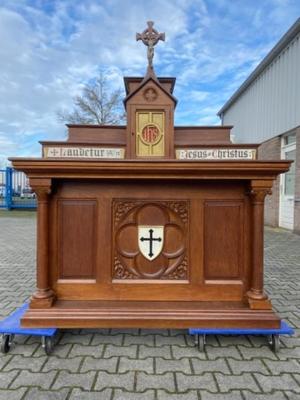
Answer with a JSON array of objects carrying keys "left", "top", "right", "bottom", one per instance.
[{"left": 136, "top": 21, "right": 165, "bottom": 69}]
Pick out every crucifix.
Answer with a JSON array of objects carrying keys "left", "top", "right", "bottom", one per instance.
[
  {"left": 140, "top": 228, "right": 162, "bottom": 258},
  {"left": 136, "top": 21, "right": 165, "bottom": 70}
]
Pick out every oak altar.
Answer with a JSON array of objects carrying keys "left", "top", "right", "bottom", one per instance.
[{"left": 10, "top": 22, "right": 291, "bottom": 329}]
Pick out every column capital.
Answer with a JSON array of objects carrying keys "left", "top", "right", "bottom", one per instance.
[
  {"left": 29, "top": 178, "right": 52, "bottom": 200},
  {"left": 248, "top": 180, "right": 273, "bottom": 203}
]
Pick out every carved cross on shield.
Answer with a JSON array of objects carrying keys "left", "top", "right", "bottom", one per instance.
[{"left": 138, "top": 226, "right": 164, "bottom": 261}]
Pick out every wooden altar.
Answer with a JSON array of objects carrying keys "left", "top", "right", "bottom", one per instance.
[{"left": 10, "top": 22, "right": 290, "bottom": 329}]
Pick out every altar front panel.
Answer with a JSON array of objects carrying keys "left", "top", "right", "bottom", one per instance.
[{"left": 49, "top": 180, "right": 250, "bottom": 302}]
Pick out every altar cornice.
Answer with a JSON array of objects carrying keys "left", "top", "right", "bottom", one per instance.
[{"left": 9, "top": 158, "right": 291, "bottom": 181}]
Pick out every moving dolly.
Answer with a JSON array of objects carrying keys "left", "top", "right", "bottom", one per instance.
[
  {"left": 0, "top": 303, "right": 57, "bottom": 355},
  {"left": 189, "top": 321, "right": 294, "bottom": 353}
]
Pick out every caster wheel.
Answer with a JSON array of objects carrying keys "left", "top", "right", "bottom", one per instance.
[
  {"left": 197, "top": 334, "right": 206, "bottom": 352},
  {"left": 42, "top": 336, "right": 54, "bottom": 355},
  {"left": 268, "top": 334, "right": 280, "bottom": 353},
  {"left": 1, "top": 334, "right": 12, "bottom": 354}
]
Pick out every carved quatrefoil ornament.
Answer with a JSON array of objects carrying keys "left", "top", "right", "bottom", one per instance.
[
  {"left": 143, "top": 87, "right": 158, "bottom": 102},
  {"left": 113, "top": 200, "right": 189, "bottom": 280}
]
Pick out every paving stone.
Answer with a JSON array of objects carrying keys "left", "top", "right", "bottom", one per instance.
[
  {"left": 192, "top": 358, "right": 230, "bottom": 374},
  {"left": 104, "top": 344, "right": 138, "bottom": 358},
  {"left": 285, "top": 391, "right": 300, "bottom": 400},
  {"left": 10, "top": 371, "right": 56, "bottom": 390},
  {"left": 217, "top": 335, "right": 252, "bottom": 347},
  {"left": 68, "top": 344, "right": 104, "bottom": 357},
  {"left": 264, "top": 359, "right": 300, "bottom": 374},
  {"left": 80, "top": 328, "right": 110, "bottom": 335},
  {"left": 136, "top": 372, "right": 175, "bottom": 392},
  {"left": 156, "top": 358, "right": 191, "bottom": 374},
  {"left": 140, "top": 329, "right": 169, "bottom": 336},
  {"left": 80, "top": 356, "right": 118, "bottom": 373},
  {"left": 237, "top": 345, "right": 278, "bottom": 360},
  {"left": 139, "top": 345, "right": 172, "bottom": 359},
  {"left": 276, "top": 347, "right": 300, "bottom": 360},
  {"left": 113, "top": 389, "right": 156, "bottom": 399},
  {"left": 206, "top": 345, "right": 243, "bottom": 360},
  {"left": 200, "top": 390, "right": 243, "bottom": 400},
  {"left": 155, "top": 335, "right": 186, "bottom": 346},
  {"left": 0, "top": 354, "right": 12, "bottom": 370},
  {"left": 176, "top": 372, "right": 217, "bottom": 392},
  {"left": 247, "top": 335, "right": 273, "bottom": 347},
  {"left": 215, "top": 372, "right": 261, "bottom": 392},
  {"left": 157, "top": 390, "right": 198, "bottom": 399},
  {"left": 124, "top": 335, "right": 155, "bottom": 346},
  {"left": 59, "top": 333, "right": 93, "bottom": 345},
  {"left": 9, "top": 343, "right": 40, "bottom": 357},
  {"left": 118, "top": 357, "right": 154, "bottom": 373},
  {"left": 0, "top": 388, "right": 28, "bottom": 400},
  {"left": 94, "top": 371, "right": 135, "bottom": 391},
  {"left": 91, "top": 334, "right": 123, "bottom": 346},
  {"left": 69, "top": 388, "right": 113, "bottom": 400},
  {"left": 243, "top": 390, "right": 288, "bottom": 399},
  {"left": 43, "top": 356, "right": 82, "bottom": 373},
  {"left": 50, "top": 344, "right": 73, "bottom": 358},
  {"left": 171, "top": 345, "right": 206, "bottom": 359},
  {"left": 254, "top": 373, "right": 300, "bottom": 393},
  {"left": 4, "top": 355, "right": 47, "bottom": 372},
  {"left": 51, "top": 371, "right": 96, "bottom": 390},
  {"left": 23, "top": 387, "right": 70, "bottom": 399},
  {"left": 227, "top": 359, "right": 269, "bottom": 374},
  {"left": 110, "top": 329, "right": 140, "bottom": 335},
  {"left": 280, "top": 337, "right": 300, "bottom": 348}
]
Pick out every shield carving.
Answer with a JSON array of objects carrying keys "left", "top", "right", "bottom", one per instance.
[{"left": 138, "top": 225, "right": 164, "bottom": 261}]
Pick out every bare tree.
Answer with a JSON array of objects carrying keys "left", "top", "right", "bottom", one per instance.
[{"left": 58, "top": 72, "right": 126, "bottom": 125}]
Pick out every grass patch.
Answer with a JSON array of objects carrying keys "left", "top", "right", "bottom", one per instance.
[{"left": 0, "top": 209, "right": 36, "bottom": 218}]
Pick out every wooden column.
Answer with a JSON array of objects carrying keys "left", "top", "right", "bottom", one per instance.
[
  {"left": 30, "top": 178, "right": 55, "bottom": 308},
  {"left": 247, "top": 180, "right": 272, "bottom": 310}
]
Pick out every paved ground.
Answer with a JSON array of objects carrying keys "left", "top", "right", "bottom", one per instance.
[{"left": 0, "top": 215, "right": 299, "bottom": 400}]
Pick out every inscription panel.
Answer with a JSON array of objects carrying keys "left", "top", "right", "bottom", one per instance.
[
  {"left": 58, "top": 199, "right": 97, "bottom": 279},
  {"left": 113, "top": 200, "right": 189, "bottom": 280}
]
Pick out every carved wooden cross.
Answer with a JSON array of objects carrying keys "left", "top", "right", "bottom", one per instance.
[{"left": 136, "top": 21, "right": 165, "bottom": 69}]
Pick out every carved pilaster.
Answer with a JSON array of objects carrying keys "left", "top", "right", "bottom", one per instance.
[
  {"left": 30, "top": 179, "right": 55, "bottom": 308},
  {"left": 247, "top": 181, "right": 272, "bottom": 309}
]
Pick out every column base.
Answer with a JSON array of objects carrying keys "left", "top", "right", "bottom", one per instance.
[
  {"left": 30, "top": 289, "right": 56, "bottom": 309},
  {"left": 247, "top": 290, "right": 272, "bottom": 310}
]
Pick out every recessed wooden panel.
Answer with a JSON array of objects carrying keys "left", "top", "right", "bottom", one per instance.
[
  {"left": 58, "top": 200, "right": 96, "bottom": 279},
  {"left": 204, "top": 201, "right": 243, "bottom": 280}
]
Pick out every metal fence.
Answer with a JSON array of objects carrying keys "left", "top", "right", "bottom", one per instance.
[{"left": 0, "top": 167, "right": 37, "bottom": 209}]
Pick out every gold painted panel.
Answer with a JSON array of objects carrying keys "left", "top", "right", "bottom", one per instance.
[{"left": 136, "top": 111, "right": 165, "bottom": 157}]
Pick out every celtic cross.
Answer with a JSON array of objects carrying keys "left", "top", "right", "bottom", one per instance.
[{"left": 136, "top": 21, "right": 165, "bottom": 69}]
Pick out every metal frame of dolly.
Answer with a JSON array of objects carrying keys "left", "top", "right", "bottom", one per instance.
[
  {"left": 189, "top": 321, "right": 294, "bottom": 353},
  {"left": 0, "top": 303, "right": 57, "bottom": 355}
]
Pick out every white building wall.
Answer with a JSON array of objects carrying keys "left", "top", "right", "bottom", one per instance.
[{"left": 222, "top": 32, "right": 300, "bottom": 143}]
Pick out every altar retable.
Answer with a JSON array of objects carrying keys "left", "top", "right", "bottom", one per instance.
[{"left": 10, "top": 22, "right": 291, "bottom": 329}]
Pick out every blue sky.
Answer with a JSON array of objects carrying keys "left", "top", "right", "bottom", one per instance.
[{"left": 0, "top": 0, "right": 299, "bottom": 165}]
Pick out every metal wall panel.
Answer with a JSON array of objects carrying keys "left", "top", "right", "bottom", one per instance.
[{"left": 222, "top": 33, "right": 300, "bottom": 143}]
